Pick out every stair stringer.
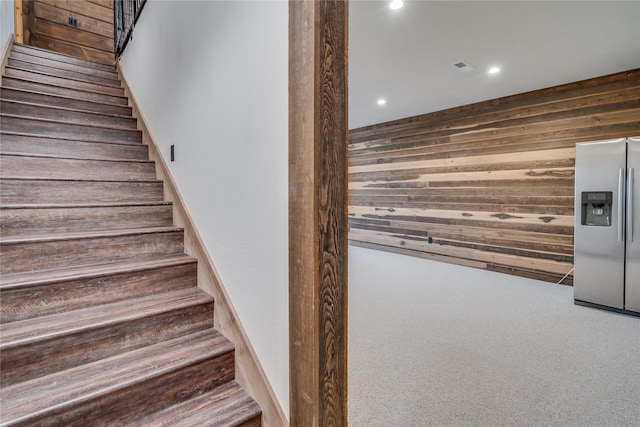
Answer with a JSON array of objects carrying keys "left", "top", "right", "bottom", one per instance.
[
  {"left": 1, "top": 34, "right": 14, "bottom": 79},
  {"left": 117, "top": 64, "right": 288, "bottom": 427}
]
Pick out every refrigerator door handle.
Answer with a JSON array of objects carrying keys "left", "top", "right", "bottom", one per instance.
[
  {"left": 628, "top": 167, "right": 634, "bottom": 242},
  {"left": 618, "top": 168, "right": 625, "bottom": 242}
]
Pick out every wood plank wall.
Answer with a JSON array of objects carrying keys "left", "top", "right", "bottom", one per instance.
[
  {"left": 348, "top": 69, "right": 640, "bottom": 285},
  {"left": 27, "top": 0, "right": 114, "bottom": 65}
]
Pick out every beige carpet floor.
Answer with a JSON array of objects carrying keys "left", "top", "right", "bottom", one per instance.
[{"left": 348, "top": 245, "right": 640, "bottom": 427}]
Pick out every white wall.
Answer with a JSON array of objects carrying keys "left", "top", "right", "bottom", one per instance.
[
  {"left": 120, "top": 0, "right": 289, "bottom": 416},
  {"left": 0, "top": 0, "right": 14, "bottom": 54}
]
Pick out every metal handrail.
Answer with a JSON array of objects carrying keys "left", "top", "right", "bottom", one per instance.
[{"left": 114, "top": 0, "right": 147, "bottom": 56}]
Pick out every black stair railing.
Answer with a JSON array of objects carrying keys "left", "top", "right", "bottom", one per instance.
[{"left": 114, "top": 0, "right": 147, "bottom": 56}]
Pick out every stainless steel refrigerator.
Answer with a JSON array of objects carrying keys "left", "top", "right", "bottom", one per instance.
[{"left": 574, "top": 136, "right": 640, "bottom": 316}]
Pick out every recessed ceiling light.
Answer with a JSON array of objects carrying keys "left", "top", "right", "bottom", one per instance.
[
  {"left": 389, "top": 0, "right": 403, "bottom": 10},
  {"left": 488, "top": 67, "right": 501, "bottom": 74},
  {"left": 377, "top": 98, "right": 387, "bottom": 106}
]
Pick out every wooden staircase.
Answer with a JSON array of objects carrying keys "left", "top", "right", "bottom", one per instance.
[{"left": 0, "top": 43, "right": 262, "bottom": 426}]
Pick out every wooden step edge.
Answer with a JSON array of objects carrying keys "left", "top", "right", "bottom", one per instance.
[
  {"left": 0, "top": 287, "right": 213, "bottom": 349},
  {"left": 0, "top": 329, "right": 233, "bottom": 424},
  {"left": 0, "top": 177, "right": 161, "bottom": 184},
  {"left": 136, "top": 381, "right": 262, "bottom": 426},
  {"left": 0, "top": 175, "right": 159, "bottom": 184},
  {"left": 5, "top": 65, "right": 124, "bottom": 95},
  {"left": 1, "top": 76, "right": 129, "bottom": 104},
  {"left": 0, "top": 254, "right": 195, "bottom": 289},
  {"left": 8, "top": 59, "right": 122, "bottom": 88},
  {"left": 0, "top": 201, "right": 171, "bottom": 210},
  {"left": 0, "top": 131, "right": 142, "bottom": 148},
  {"left": 8, "top": 58, "right": 121, "bottom": 84},
  {"left": 12, "top": 43, "right": 117, "bottom": 70},
  {"left": 0, "top": 152, "right": 153, "bottom": 165},
  {"left": 0, "top": 226, "right": 183, "bottom": 245},
  {"left": 9, "top": 51, "right": 120, "bottom": 81},
  {"left": 0, "top": 86, "right": 132, "bottom": 112},
  {"left": 0, "top": 98, "right": 136, "bottom": 121},
  {"left": 0, "top": 151, "right": 150, "bottom": 163},
  {"left": 0, "top": 113, "right": 142, "bottom": 133}
]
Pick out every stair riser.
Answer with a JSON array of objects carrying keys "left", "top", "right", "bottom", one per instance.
[
  {"left": 0, "top": 155, "right": 156, "bottom": 181},
  {"left": 8, "top": 58, "right": 122, "bottom": 89},
  {"left": 0, "top": 261, "right": 198, "bottom": 323},
  {"left": 1, "top": 301, "right": 214, "bottom": 386},
  {"left": 1, "top": 116, "right": 142, "bottom": 143},
  {"left": 2, "top": 77, "right": 128, "bottom": 106},
  {"left": 0, "top": 205, "right": 173, "bottom": 238},
  {"left": 0, "top": 134, "right": 148, "bottom": 160},
  {"left": 12, "top": 44, "right": 116, "bottom": 73},
  {"left": 9, "top": 51, "right": 120, "bottom": 81},
  {"left": 8, "top": 352, "right": 235, "bottom": 427},
  {"left": 237, "top": 416, "right": 262, "bottom": 427},
  {"left": 0, "top": 87, "right": 132, "bottom": 116},
  {"left": 5, "top": 68, "right": 124, "bottom": 97},
  {"left": 0, "top": 100, "right": 137, "bottom": 130},
  {"left": 0, "top": 180, "right": 164, "bottom": 204},
  {"left": 136, "top": 382, "right": 262, "bottom": 427},
  {"left": 0, "top": 230, "right": 185, "bottom": 274}
]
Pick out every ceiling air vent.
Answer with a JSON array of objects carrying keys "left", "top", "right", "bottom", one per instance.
[{"left": 452, "top": 61, "right": 476, "bottom": 71}]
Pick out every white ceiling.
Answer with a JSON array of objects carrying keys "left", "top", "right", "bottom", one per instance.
[{"left": 349, "top": 0, "right": 640, "bottom": 129}]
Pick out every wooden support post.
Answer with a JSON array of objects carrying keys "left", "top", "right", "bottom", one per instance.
[
  {"left": 14, "top": 0, "right": 24, "bottom": 43},
  {"left": 289, "top": 0, "right": 349, "bottom": 425}
]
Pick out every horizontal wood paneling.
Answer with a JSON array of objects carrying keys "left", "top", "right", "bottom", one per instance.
[
  {"left": 35, "top": 2, "right": 113, "bottom": 39},
  {"left": 38, "top": 0, "right": 112, "bottom": 24},
  {"left": 349, "top": 69, "right": 640, "bottom": 285},
  {"left": 30, "top": 0, "right": 114, "bottom": 65}
]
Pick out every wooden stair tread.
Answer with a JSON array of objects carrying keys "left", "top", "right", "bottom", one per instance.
[
  {"left": 0, "top": 177, "right": 160, "bottom": 184},
  {"left": 0, "top": 225, "right": 182, "bottom": 245},
  {"left": 9, "top": 51, "right": 120, "bottom": 81},
  {"left": 0, "top": 87, "right": 132, "bottom": 115},
  {"left": 0, "top": 150, "right": 147, "bottom": 162},
  {"left": 1, "top": 179, "right": 165, "bottom": 205},
  {"left": 1, "top": 161, "right": 156, "bottom": 181},
  {"left": 0, "top": 253, "right": 192, "bottom": 289},
  {"left": 0, "top": 134, "right": 149, "bottom": 157},
  {"left": 8, "top": 58, "right": 122, "bottom": 88},
  {"left": 12, "top": 43, "right": 116, "bottom": 71},
  {"left": 0, "top": 150, "right": 150, "bottom": 163},
  {"left": 0, "top": 98, "right": 136, "bottom": 121},
  {"left": 1, "top": 113, "right": 142, "bottom": 138},
  {"left": 0, "top": 152, "right": 151, "bottom": 164},
  {"left": 0, "top": 153, "right": 156, "bottom": 181},
  {"left": 0, "top": 201, "right": 172, "bottom": 209},
  {"left": 1, "top": 76, "right": 129, "bottom": 105},
  {"left": 0, "top": 255, "right": 198, "bottom": 325},
  {"left": 0, "top": 253, "right": 193, "bottom": 288},
  {"left": 4, "top": 66, "right": 124, "bottom": 97},
  {"left": 0, "top": 203, "right": 174, "bottom": 239},
  {"left": 0, "top": 287, "right": 212, "bottom": 348},
  {"left": 137, "top": 381, "right": 261, "bottom": 427},
  {"left": 0, "top": 329, "right": 234, "bottom": 423}
]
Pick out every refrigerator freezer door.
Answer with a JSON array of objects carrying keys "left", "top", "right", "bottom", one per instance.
[
  {"left": 625, "top": 137, "right": 640, "bottom": 313},
  {"left": 574, "top": 139, "right": 626, "bottom": 309}
]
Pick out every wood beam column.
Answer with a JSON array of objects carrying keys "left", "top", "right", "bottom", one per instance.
[
  {"left": 14, "top": 0, "right": 24, "bottom": 43},
  {"left": 289, "top": 0, "right": 348, "bottom": 425}
]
